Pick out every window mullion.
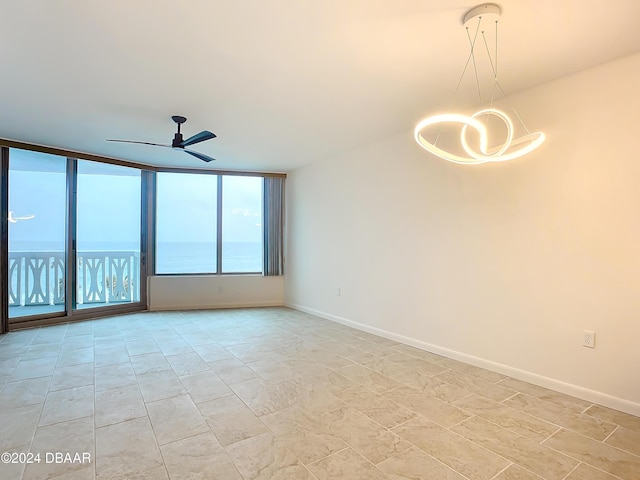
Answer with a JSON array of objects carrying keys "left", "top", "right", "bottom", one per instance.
[
  {"left": 1, "top": 148, "right": 9, "bottom": 333},
  {"left": 66, "top": 158, "right": 77, "bottom": 315},
  {"left": 216, "top": 175, "right": 223, "bottom": 275}
]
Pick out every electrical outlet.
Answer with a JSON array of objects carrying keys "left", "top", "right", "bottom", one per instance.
[
  {"left": 336, "top": 287, "right": 341, "bottom": 297},
  {"left": 583, "top": 330, "right": 596, "bottom": 348}
]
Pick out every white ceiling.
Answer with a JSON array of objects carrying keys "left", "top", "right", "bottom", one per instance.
[{"left": 1, "top": 0, "right": 639, "bottom": 173}]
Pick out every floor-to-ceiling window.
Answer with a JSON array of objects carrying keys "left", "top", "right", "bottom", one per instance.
[
  {"left": 8, "top": 150, "right": 67, "bottom": 319},
  {"left": 221, "top": 175, "right": 263, "bottom": 273},
  {"left": 155, "top": 173, "right": 218, "bottom": 274},
  {"left": 155, "top": 173, "right": 263, "bottom": 275}
]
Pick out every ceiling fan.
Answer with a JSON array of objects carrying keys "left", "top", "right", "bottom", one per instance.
[{"left": 107, "top": 115, "right": 217, "bottom": 162}]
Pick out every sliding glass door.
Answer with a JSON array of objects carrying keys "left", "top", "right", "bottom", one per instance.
[
  {"left": 8, "top": 150, "right": 67, "bottom": 319},
  {"left": 4, "top": 147, "right": 147, "bottom": 328},
  {"left": 76, "top": 160, "right": 142, "bottom": 310}
]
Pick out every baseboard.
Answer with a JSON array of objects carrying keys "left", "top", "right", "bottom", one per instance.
[
  {"left": 149, "top": 301, "right": 284, "bottom": 312},
  {"left": 286, "top": 302, "right": 640, "bottom": 417}
]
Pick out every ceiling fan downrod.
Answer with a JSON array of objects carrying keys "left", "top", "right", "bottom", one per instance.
[{"left": 171, "top": 115, "right": 187, "bottom": 147}]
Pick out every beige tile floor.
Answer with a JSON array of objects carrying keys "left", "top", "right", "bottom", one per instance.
[{"left": 0, "top": 307, "right": 639, "bottom": 480}]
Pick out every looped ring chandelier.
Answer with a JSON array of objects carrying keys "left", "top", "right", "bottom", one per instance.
[{"left": 414, "top": 4, "right": 545, "bottom": 165}]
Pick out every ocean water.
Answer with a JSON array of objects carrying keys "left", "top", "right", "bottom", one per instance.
[
  {"left": 9, "top": 241, "right": 263, "bottom": 274},
  {"left": 156, "top": 242, "right": 262, "bottom": 274}
]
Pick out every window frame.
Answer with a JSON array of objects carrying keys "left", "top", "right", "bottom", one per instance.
[{"left": 154, "top": 172, "right": 265, "bottom": 276}]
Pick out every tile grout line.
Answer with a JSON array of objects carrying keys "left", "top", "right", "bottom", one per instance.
[
  {"left": 541, "top": 428, "right": 636, "bottom": 478},
  {"left": 440, "top": 415, "right": 519, "bottom": 473},
  {"left": 601, "top": 424, "right": 619, "bottom": 444},
  {"left": 501, "top": 391, "right": 520, "bottom": 403},
  {"left": 542, "top": 425, "right": 564, "bottom": 444},
  {"left": 559, "top": 461, "right": 581, "bottom": 480},
  {"left": 443, "top": 413, "right": 585, "bottom": 479},
  {"left": 580, "top": 403, "right": 595, "bottom": 414},
  {"left": 19, "top": 337, "right": 58, "bottom": 480},
  {"left": 586, "top": 463, "right": 626, "bottom": 480},
  {"left": 303, "top": 444, "right": 351, "bottom": 468},
  {"left": 91, "top": 327, "right": 97, "bottom": 480},
  {"left": 487, "top": 462, "right": 514, "bottom": 480}
]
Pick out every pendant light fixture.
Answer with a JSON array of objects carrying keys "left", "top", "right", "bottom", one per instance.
[{"left": 414, "top": 4, "right": 545, "bottom": 164}]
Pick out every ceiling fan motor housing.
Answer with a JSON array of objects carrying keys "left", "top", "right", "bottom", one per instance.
[{"left": 172, "top": 133, "right": 184, "bottom": 148}]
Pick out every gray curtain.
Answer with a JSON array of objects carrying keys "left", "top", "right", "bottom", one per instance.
[{"left": 263, "top": 176, "right": 284, "bottom": 276}]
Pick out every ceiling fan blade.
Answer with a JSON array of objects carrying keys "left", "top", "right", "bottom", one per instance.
[
  {"left": 184, "top": 149, "right": 216, "bottom": 163},
  {"left": 106, "top": 139, "right": 171, "bottom": 147},
  {"left": 180, "top": 130, "right": 216, "bottom": 147}
]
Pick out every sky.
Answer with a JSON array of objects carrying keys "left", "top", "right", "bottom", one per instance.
[{"left": 7, "top": 149, "right": 263, "bottom": 249}]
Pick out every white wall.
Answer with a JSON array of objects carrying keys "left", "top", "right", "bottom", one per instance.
[
  {"left": 285, "top": 53, "right": 640, "bottom": 415},
  {"left": 148, "top": 275, "right": 284, "bottom": 311}
]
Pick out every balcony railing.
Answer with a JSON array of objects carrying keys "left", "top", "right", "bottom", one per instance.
[{"left": 8, "top": 251, "right": 140, "bottom": 310}]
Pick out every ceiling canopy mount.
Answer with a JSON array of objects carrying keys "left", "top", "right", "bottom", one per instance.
[{"left": 463, "top": 3, "right": 501, "bottom": 26}]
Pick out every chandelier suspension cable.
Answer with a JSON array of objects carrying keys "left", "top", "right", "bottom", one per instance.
[
  {"left": 480, "top": 22, "right": 499, "bottom": 131},
  {"left": 434, "top": 17, "right": 483, "bottom": 147},
  {"left": 480, "top": 18, "right": 537, "bottom": 151},
  {"left": 481, "top": 18, "right": 536, "bottom": 141},
  {"left": 452, "top": 17, "right": 483, "bottom": 109},
  {"left": 467, "top": 22, "right": 484, "bottom": 105},
  {"left": 495, "top": 18, "right": 498, "bottom": 78}
]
